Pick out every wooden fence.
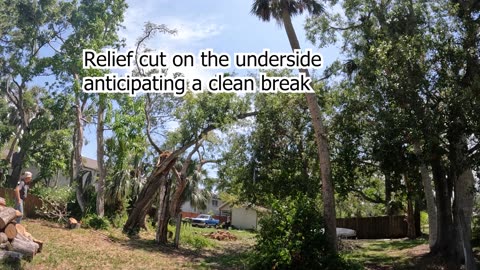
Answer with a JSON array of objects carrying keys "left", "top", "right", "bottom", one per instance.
[
  {"left": 0, "top": 187, "right": 43, "bottom": 218},
  {"left": 336, "top": 215, "right": 408, "bottom": 239},
  {"left": 181, "top": 211, "right": 228, "bottom": 224}
]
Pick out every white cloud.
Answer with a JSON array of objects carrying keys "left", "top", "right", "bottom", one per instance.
[{"left": 166, "top": 19, "right": 224, "bottom": 42}]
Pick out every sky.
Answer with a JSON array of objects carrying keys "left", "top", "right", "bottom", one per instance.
[{"left": 82, "top": 0, "right": 340, "bottom": 159}]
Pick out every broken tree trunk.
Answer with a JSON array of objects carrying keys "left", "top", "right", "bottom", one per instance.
[
  {"left": 155, "top": 176, "right": 172, "bottom": 244},
  {"left": 123, "top": 152, "right": 177, "bottom": 235}
]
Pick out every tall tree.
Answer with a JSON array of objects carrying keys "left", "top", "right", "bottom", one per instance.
[
  {"left": 51, "top": 0, "right": 127, "bottom": 214},
  {"left": 306, "top": 0, "right": 479, "bottom": 267},
  {"left": 0, "top": 0, "right": 72, "bottom": 187},
  {"left": 251, "top": 0, "right": 337, "bottom": 250}
]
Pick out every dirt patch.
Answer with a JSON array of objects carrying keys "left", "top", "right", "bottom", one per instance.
[{"left": 203, "top": 230, "right": 238, "bottom": 241}]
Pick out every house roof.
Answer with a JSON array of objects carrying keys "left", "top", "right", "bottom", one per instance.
[
  {"left": 82, "top": 156, "right": 98, "bottom": 171},
  {"left": 219, "top": 202, "right": 268, "bottom": 213}
]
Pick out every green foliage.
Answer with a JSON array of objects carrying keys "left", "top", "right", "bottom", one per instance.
[
  {"left": 251, "top": 195, "right": 355, "bottom": 270},
  {"left": 31, "top": 186, "right": 76, "bottom": 205},
  {"left": 110, "top": 211, "right": 129, "bottom": 229},
  {"left": 31, "top": 186, "right": 75, "bottom": 222},
  {"left": 219, "top": 92, "right": 320, "bottom": 205},
  {"left": 82, "top": 214, "right": 110, "bottom": 230},
  {"left": 170, "top": 225, "right": 217, "bottom": 249}
]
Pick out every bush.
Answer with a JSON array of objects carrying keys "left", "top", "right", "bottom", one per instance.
[
  {"left": 82, "top": 214, "right": 110, "bottom": 230},
  {"left": 250, "top": 195, "right": 359, "bottom": 270},
  {"left": 110, "top": 211, "right": 129, "bottom": 229},
  {"left": 31, "top": 186, "right": 75, "bottom": 223}
]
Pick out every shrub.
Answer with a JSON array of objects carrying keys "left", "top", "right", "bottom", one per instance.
[
  {"left": 82, "top": 214, "right": 110, "bottom": 230},
  {"left": 31, "top": 186, "right": 75, "bottom": 223},
  {"left": 250, "top": 195, "right": 359, "bottom": 270},
  {"left": 110, "top": 211, "right": 129, "bottom": 229}
]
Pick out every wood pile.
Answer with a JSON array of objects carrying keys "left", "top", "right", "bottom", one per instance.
[
  {"left": 202, "top": 230, "right": 237, "bottom": 241},
  {"left": 0, "top": 200, "right": 42, "bottom": 263}
]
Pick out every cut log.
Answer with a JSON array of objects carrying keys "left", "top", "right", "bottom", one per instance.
[
  {"left": 68, "top": 217, "right": 80, "bottom": 229},
  {"left": 15, "top": 224, "right": 30, "bottom": 240},
  {"left": 0, "top": 250, "right": 23, "bottom": 263},
  {"left": 32, "top": 238, "right": 43, "bottom": 253},
  {"left": 10, "top": 237, "right": 39, "bottom": 261},
  {"left": 0, "top": 232, "right": 8, "bottom": 244},
  {"left": 0, "top": 197, "right": 6, "bottom": 206},
  {"left": 4, "top": 223, "right": 17, "bottom": 240},
  {"left": 15, "top": 210, "right": 22, "bottom": 218},
  {"left": 0, "top": 208, "right": 17, "bottom": 230}
]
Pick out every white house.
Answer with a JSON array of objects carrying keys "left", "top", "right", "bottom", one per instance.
[
  {"left": 218, "top": 202, "right": 267, "bottom": 230},
  {"left": 181, "top": 195, "right": 223, "bottom": 216}
]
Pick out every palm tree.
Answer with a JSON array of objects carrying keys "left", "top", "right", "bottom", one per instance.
[{"left": 251, "top": 0, "right": 337, "bottom": 251}]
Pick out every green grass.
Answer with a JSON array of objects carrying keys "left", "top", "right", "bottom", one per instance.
[
  {"left": 342, "top": 238, "right": 428, "bottom": 268},
  {"left": 172, "top": 225, "right": 218, "bottom": 249},
  {"left": 1, "top": 219, "right": 256, "bottom": 270}
]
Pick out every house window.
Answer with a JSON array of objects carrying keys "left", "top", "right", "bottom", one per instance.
[{"left": 212, "top": 199, "right": 218, "bottom": 207}]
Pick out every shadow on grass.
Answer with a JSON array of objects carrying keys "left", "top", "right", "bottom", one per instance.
[
  {"left": 364, "top": 238, "right": 427, "bottom": 252},
  {"left": 106, "top": 231, "right": 253, "bottom": 270}
]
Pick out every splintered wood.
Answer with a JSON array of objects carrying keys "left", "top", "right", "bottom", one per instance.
[
  {"left": 202, "top": 230, "right": 238, "bottom": 241},
  {"left": 0, "top": 197, "right": 42, "bottom": 262}
]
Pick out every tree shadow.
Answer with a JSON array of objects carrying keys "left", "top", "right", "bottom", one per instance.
[{"left": 105, "top": 232, "right": 252, "bottom": 269}]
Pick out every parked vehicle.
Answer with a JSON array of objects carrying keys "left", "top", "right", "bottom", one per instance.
[
  {"left": 336, "top": 227, "right": 357, "bottom": 239},
  {"left": 191, "top": 214, "right": 219, "bottom": 228}
]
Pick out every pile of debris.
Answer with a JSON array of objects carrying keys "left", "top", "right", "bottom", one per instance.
[
  {"left": 202, "top": 230, "right": 237, "bottom": 241},
  {"left": 0, "top": 198, "right": 43, "bottom": 263}
]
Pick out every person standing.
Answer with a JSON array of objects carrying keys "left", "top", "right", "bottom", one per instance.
[{"left": 15, "top": 171, "right": 32, "bottom": 223}]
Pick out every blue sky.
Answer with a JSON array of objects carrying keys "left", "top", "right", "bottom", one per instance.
[{"left": 82, "top": 0, "right": 339, "bottom": 159}]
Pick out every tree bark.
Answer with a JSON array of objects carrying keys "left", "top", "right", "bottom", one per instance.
[
  {"left": 155, "top": 176, "right": 172, "bottom": 244},
  {"left": 96, "top": 100, "right": 105, "bottom": 217},
  {"left": 10, "top": 237, "right": 39, "bottom": 260},
  {"left": 5, "top": 126, "right": 20, "bottom": 163},
  {"left": 0, "top": 208, "right": 17, "bottom": 229},
  {"left": 384, "top": 172, "right": 393, "bottom": 216},
  {"left": 74, "top": 93, "right": 86, "bottom": 214},
  {"left": 404, "top": 174, "right": 417, "bottom": 239},
  {"left": 123, "top": 152, "right": 177, "bottom": 235},
  {"left": 430, "top": 151, "right": 460, "bottom": 265},
  {"left": 281, "top": 9, "right": 337, "bottom": 252},
  {"left": 9, "top": 148, "right": 26, "bottom": 188},
  {"left": 413, "top": 142, "right": 437, "bottom": 247}
]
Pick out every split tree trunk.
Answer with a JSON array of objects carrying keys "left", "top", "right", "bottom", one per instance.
[
  {"left": 281, "top": 9, "right": 337, "bottom": 251},
  {"left": 155, "top": 177, "right": 172, "bottom": 244},
  {"left": 123, "top": 152, "right": 177, "bottom": 235}
]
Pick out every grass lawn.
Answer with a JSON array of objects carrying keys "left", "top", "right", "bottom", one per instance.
[
  {"left": 342, "top": 237, "right": 480, "bottom": 270},
  {"left": 342, "top": 238, "right": 429, "bottom": 269},
  {"left": 1, "top": 219, "right": 256, "bottom": 270}
]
